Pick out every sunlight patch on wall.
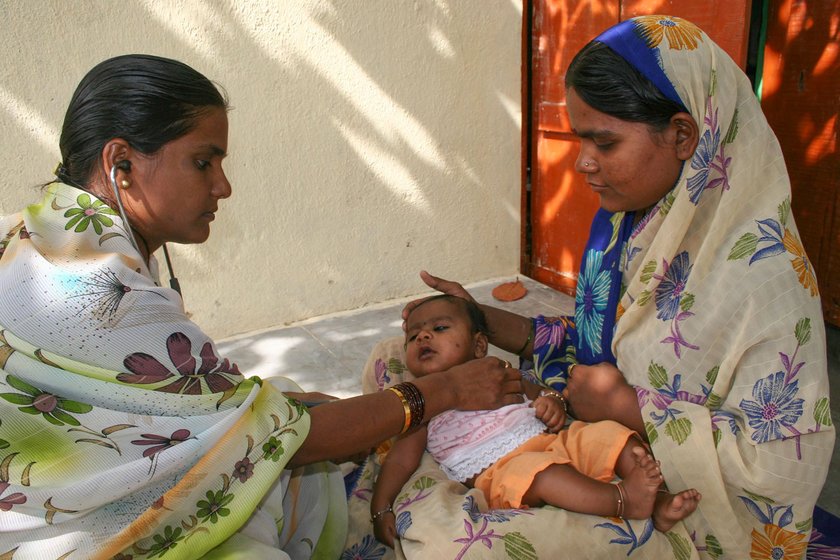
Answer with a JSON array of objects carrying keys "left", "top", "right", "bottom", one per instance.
[
  {"left": 428, "top": 25, "right": 455, "bottom": 58},
  {"left": 0, "top": 85, "right": 58, "bottom": 152},
  {"left": 138, "top": 0, "right": 234, "bottom": 59},
  {"left": 231, "top": 4, "right": 447, "bottom": 174},
  {"left": 334, "top": 119, "right": 430, "bottom": 212},
  {"left": 497, "top": 92, "right": 522, "bottom": 128}
]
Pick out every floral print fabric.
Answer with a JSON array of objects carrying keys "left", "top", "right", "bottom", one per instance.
[
  {"left": 0, "top": 183, "right": 343, "bottom": 559},
  {"left": 532, "top": 15, "right": 833, "bottom": 559}
]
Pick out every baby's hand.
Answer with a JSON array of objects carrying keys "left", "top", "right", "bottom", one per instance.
[
  {"left": 373, "top": 510, "right": 397, "bottom": 548},
  {"left": 532, "top": 390, "right": 567, "bottom": 433}
]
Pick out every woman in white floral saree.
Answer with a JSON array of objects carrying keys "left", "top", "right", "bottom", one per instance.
[
  {"left": 0, "top": 55, "right": 524, "bottom": 560},
  {"left": 398, "top": 15, "right": 834, "bottom": 559}
]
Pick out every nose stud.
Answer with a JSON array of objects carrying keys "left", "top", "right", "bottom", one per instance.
[{"left": 583, "top": 162, "right": 591, "bottom": 168}]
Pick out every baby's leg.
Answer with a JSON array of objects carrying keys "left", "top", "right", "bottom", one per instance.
[
  {"left": 653, "top": 488, "right": 702, "bottom": 532},
  {"left": 616, "top": 438, "right": 701, "bottom": 530},
  {"left": 520, "top": 464, "right": 620, "bottom": 516},
  {"left": 610, "top": 441, "right": 663, "bottom": 519},
  {"left": 520, "top": 458, "right": 659, "bottom": 519}
]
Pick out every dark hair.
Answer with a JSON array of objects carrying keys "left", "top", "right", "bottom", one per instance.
[
  {"left": 410, "top": 294, "right": 490, "bottom": 336},
  {"left": 565, "top": 41, "right": 685, "bottom": 130},
  {"left": 57, "top": 54, "right": 228, "bottom": 187}
]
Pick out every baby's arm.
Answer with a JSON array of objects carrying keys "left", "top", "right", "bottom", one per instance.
[
  {"left": 522, "top": 379, "right": 567, "bottom": 433},
  {"left": 371, "top": 425, "right": 428, "bottom": 548}
]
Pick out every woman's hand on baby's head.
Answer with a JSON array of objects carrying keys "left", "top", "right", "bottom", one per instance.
[{"left": 401, "top": 271, "right": 476, "bottom": 330}]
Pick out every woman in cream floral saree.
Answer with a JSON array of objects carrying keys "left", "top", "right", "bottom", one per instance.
[{"left": 344, "top": 15, "right": 833, "bottom": 560}]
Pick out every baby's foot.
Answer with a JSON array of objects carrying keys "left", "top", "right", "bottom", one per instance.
[
  {"left": 618, "top": 446, "right": 663, "bottom": 519},
  {"left": 653, "top": 488, "right": 701, "bottom": 532}
]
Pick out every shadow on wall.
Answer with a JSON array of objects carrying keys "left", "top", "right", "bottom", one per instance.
[{"left": 759, "top": 1, "right": 840, "bottom": 327}]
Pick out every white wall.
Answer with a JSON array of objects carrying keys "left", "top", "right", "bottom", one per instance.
[{"left": 0, "top": 0, "right": 523, "bottom": 339}]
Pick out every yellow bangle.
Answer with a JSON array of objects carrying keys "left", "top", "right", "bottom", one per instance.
[{"left": 388, "top": 386, "right": 412, "bottom": 434}]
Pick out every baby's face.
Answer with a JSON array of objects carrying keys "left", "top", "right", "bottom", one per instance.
[{"left": 404, "top": 299, "right": 479, "bottom": 377}]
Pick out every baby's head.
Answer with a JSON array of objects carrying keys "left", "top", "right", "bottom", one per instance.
[{"left": 404, "top": 295, "right": 489, "bottom": 377}]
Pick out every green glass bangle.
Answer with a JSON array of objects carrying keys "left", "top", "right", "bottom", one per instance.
[{"left": 515, "top": 321, "right": 534, "bottom": 355}]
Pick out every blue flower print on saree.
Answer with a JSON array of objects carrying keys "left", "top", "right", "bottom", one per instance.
[
  {"left": 638, "top": 361, "right": 710, "bottom": 445},
  {"left": 741, "top": 371, "right": 804, "bottom": 443},
  {"left": 532, "top": 210, "right": 635, "bottom": 391},
  {"left": 686, "top": 96, "right": 736, "bottom": 204},
  {"left": 653, "top": 251, "right": 692, "bottom": 321},
  {"left": 653, "top": 251, "right": 699, "bottom": 358},
  {"left": 573, "top": 210, "right": 635, "bottom": 367},
  {"left": 533, "top": 210, "right": 635, "bottom": 390},
  {"left": 728, "top": 197, "right": 819, "bottom": 297},
  {"left": 595, "top": 517, "right": 655, "bottom": 556},
  {"left": 740, "top": 318, "right": 831, "bottom": 459},
  {"left": 575, "top": 249, "right": 610, "bottom": 356},
  {"left": 340, "top": 534, "right": 386, "bottom": 560}
]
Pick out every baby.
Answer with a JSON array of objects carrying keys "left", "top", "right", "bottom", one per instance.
[{"left": 370, "top": 295, "right": 700, "bottom": 548}]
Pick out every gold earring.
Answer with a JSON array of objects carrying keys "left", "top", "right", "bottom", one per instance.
[{"left": 120, "top": 179, "right": 131, "bottom": 189}]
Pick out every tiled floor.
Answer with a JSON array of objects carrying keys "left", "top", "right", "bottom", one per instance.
[{"left": 217, "top": 276, "right": 839, "bottom": 517}]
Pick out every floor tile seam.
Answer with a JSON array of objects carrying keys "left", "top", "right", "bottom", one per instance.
[{"left": 299, "top": 323, "right": 359, "bottom": 380}]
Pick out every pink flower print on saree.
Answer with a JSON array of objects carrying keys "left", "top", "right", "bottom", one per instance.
[
  {"left": 118, "top": 332, "right": 242, "bottom": 395},
  {"left": 131, "top": 428, "right": 194, "bottom": 476},
  {"left": 0, "top": 481, "right": 27, "bottom": 512}
]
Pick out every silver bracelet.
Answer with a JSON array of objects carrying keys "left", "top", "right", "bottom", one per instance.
[{"left": 370, "top": 504, "right": 393, "bottom": 522}]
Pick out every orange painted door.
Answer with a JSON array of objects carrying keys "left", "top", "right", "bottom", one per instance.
[
  {"left": 525, "top": 0, "right": 752, "bottom": 298},
  {"left": 760, "top": 0, "right": 840, "bottom": 326}
]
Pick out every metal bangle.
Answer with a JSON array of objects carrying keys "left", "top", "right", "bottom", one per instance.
[
  {"left": 515, "top": 320, "right": 535, "bottom": 355},
  {"left": 371, "top": 504, "right": 393, "bottom": 522},
  {"left": 539, "top": 389, "right": 568, "bottom": 414}
]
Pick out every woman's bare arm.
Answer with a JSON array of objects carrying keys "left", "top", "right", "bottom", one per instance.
[{"left": 288, "top": 356, "right": 524, "bottom": 467}]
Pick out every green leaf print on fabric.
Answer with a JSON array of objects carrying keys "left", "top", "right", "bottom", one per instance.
[
  {"left": 648, "top": 362, "right": 668, "bottom": 388},
  {"left": 640, "top": 362, "right": 710, "bottom": 445},
  {"left": 814, "top": 398, "right": 832, "bottom": 427},
  {"left": 1, "top": 374, "right": 92, "bottom": 426},
  {"left": 727, "top": 198, "right": 818, "bottom": 296},
  {"left": 666, "top": 530, "right": 693, "bottom": 560},
  {"left": 412, "top": 475, "right": 436, "bottom": 491},
  {"left": 645, "top": 421, "right": 659, "bottom": 445},
  {"left": 196, "top": 489, "right": 235, "bottom": 523},
  {"left": 794, "top": 317, "right": 811, "bottom": 346},
  {"left": 705, "top": 366, "right": 723, "bottom": 409},
  {"left": 665, "top": 418, "right": 692, "bottom": 445},
  {"left": 728, "top": 232, "right": 759, "bottom": 260},
  {"left": 704, "top": 533, "right": 724, "bottom": 558},
  {"left": 262, "top": 436, "right": 284, "bottom": 461},
  {"left": 640, "top": 260, "right": 658, "bottom": 283},
  {"left": 146, "top": 525, "right": 185, "bottom": 558},
  {"left": 63, "top": 193, "right": 118, "bottom": 235},
  {"left": 129, "top": 400, "right": 309, "bottom": 558},
  {"left": 502, "top": 532, "right": 537, "bottom": 560}
]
